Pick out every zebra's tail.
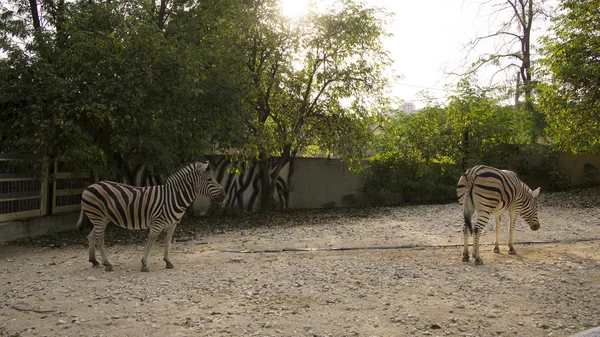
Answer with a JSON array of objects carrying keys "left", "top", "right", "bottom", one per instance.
[
  {"left": 462, "top": 174, "right": 474, "bottom": 235},
  {"left": 463, "top": 206, "right": 473, "bottom": 235},
  {"left": 76, "top": 208, "right": 85, "bottom": 231}
]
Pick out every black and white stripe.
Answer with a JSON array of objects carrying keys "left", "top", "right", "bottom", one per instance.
[
  {"left": 76, "top": 162, "right": 225, "bottom": 272},
  {"left": 457, "top": 165, "right": 540, "bottom": 265}
]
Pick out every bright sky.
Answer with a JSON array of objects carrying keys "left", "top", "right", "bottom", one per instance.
[
  {"left": 283, "top": 0, "right": 552, "bottom": 110},
  {"left": 367, "top": 0, "right": 493, "bottom": 109}
]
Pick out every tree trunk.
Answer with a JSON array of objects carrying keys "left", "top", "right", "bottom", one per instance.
[
  {"left": 158, "top": 0, "right": 169, "bottom": 30},
  {"left": 515, "top": 75, "right": 521, "bottom": 107},
  {"left": 29, "top": 0, "right": 41, "bottom": 31},
  {"left": 284, "top": 156, "right": 295, "bottom": 209},
  {"left": 521, "top": 0, "right": 533, "bottom": 105},
  {"left": 461, "top": 130, "right": 469, "bottom": 171},
  {"left": 258, "top": 153, "right": 274, "bottom": 211},
  {"left": 258, "top": 147, "right": 292, "bottom": 211}
]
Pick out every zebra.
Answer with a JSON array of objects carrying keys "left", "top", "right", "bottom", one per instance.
[
  {"left": 76, "top": 161, "right": 225, "bottom": 272},
  {"left": 457, "top": 165, "right": 540, "bottom": 265}
]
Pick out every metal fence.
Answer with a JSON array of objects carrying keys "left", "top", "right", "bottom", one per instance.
[
  {"left": 0, "top": 154, "right": 48, "bottom": 222},
  {"left": 52, "top": 160, "right": 88, "bottom": 214},
  {"left": 0, "top": 154, "right": 91, "bottom": 222}
]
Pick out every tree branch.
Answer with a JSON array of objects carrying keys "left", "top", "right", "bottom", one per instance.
[{"left": 9, "top": 305, "right": 57, "bottom": 314}]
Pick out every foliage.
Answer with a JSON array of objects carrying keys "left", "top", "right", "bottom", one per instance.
[
  {"left": 361, "top": 102, "right": 458, "bottom": 204},
  {"left": 44, "top": 227, "right": 60, "bottom": 242},
  {"left": 360, "top": 78, "right": 539, "bottom": 204},
  {"left": 446, "top": 78, "right": 532, "bottom": 168},
  {"left": 0, "top": 0, "right": 243, "bottom": 180},
  {"left": 581, "top": 163, "right": 600, "bottom": 187},
  {"left": 0, "top": 0, "right": 393, "bottom": 201},
  {"left": 451, "top": 0, "right": 551, "bottom": 142},
  {"left": 360, "top": 158, "right": 460, "bottom": 205},
  {"left": 231, "top": 0, "right": 393, "bottom": 209},
  {"left": 537, "top": 0, "right": 600, "bottom": 155}
]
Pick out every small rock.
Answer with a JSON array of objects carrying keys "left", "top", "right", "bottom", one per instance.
[
  {"left": 486, "top": 311, "right": 500, "bottom": 318},
  {"left": 537, "top": 322, "right": 550, "bottom": 329}
]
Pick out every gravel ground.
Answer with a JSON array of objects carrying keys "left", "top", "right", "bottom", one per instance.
[{"left": 1, "top": 187, "right": 599, "bottom": 337}]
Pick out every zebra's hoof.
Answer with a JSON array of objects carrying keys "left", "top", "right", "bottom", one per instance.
[
  {"left": 104, "top": 265, "right": 113, "bottom": 272},
  {"left": 91, "top": 261, "right": 100, "bottom": 268},
  {"left": 141, "top": 266, "right": 150, "bottom": 272},
  {"left": 474, "top": 258, "right": 484, "bottom": 265},
  {"left": 165, "top": 262, "right": 175, "bottom": 269},
  {"left": 462, "top": 255, "right": 469, "bottom": 262},
  {"left": 493, "top": 247, "right": 500, "bottom": 253},
  {"left": 508, "top": 248, "right": 517, "bottom": 255}
]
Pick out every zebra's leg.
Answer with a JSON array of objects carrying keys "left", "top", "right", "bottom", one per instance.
[
  {"left": 94, "top": 223, "right": 112, "bottom": 272},
  {"left": 141, "top": 226, "right": 163, "bottom": 272},
  {"left": 462, "top": 206, "right": 475, "bottom": 262},
  {"left": 493, "top": 213, "right": 502, "bottom": 253},
  {"left": 163, "top": 225, "right": 176, "bottom": 269},
  {"left": 508, "top": 211, "right": 517, "bottom": 255},
  {"left": 472, "top": 212, "right": 490, "bottom": 265},
  {"left": 87, "top": 227, "right": 100, "bottom": 268},
  {"left": 462, "top": 224, "right": 470, "bottom": 262}
]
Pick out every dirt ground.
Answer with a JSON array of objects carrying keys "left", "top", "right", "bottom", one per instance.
[{"left": 1, "top": 188, "right": 600, "bottom": 337}]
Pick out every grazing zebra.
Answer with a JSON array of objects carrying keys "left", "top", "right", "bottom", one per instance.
[
  {"left": 76, "top": 162, "right": 225, "bottom": 272},
  {"left": 457, "top": 165, "right": 540, "bottom": 265}
]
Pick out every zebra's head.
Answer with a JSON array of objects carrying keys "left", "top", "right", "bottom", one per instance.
[
  {"left": 191, "top": 162, "right": 226, "bottom": 203},
  {"left": 523, "top": 187, "right": 541, "bottom": 231}
]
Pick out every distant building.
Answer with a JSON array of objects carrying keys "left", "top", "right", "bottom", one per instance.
[{"left": 399, "top": 102, "right": 416, "bottom": 114}]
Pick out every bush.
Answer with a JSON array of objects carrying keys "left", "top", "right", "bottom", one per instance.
[
  {"left": 360, "top": 157, "right": 461, "bottom": 205},
  {"left": 581, "top": 163, "right": 600, "bottom": 187}
]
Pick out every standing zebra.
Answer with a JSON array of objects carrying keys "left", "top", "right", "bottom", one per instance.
[
  {"left": 457, "top": 165, "right": 540, "bottom": 265},
  {"left": 76, "top": 162, "right": 225, "bottom": 272}
]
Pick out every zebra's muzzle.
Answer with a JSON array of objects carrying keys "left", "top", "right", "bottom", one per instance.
[
  {"left": 213, "top": 192, "right": 226, "bottom": 203},
  {"left": 531, "top": 223, "right": 540, "bottom": 231}
]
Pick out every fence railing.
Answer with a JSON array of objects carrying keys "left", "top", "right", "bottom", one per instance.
[
  {"left": 0, "top": 154, "right": 93, "bottom": 222},
  {"left": 0, "top": 154, "right": 48, "bottom": 222},
  {"left": 52, "top": 160, "right": 88, "bottom": 214}
]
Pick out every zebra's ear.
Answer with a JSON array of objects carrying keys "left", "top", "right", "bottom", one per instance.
[
  {"left": 197, "top": 162, "right": 209, "bottom": 172},
  {"left": 531, "top": 187, "right": 540, "bottom": 198}
]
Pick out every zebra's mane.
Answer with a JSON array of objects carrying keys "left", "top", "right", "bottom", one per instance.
[{"left": 165, "top": 162, "right": 208, "bottom": 185}]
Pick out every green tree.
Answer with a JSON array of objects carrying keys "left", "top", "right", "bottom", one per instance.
[
  {"left": 365, "top": 104, "right": 459, "bottom": 203},
  {"left": 235, "top": 0, "right": 392, "bottom": 210},
  {"left": 537, "top": 0, "right": 600, "bottom": 154},
  {"left": 362, "top": 78, "right": 532, "bottom": 204},
  {"left": 0, "top": 0, "right": 243, "bottom": 181},
  {"left": 449, "top": 0, "right": 552, "bottom": 141},
  {"left": 446, "top": 78, "right": 528, "bottom": 170}
]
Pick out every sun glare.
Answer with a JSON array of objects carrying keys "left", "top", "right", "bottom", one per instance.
[{"left": 281, "top": 0, "right": 308, "bottom": 18}]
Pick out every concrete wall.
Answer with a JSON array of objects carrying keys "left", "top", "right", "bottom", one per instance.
[
  {"left": 0, "top": 212, "right": 79, "bottom": 243},
  {"left": 520, "top": 151, "right": 600, "bottom": 191},
  {"left": 288, "top": 157, "right": 365, "bottom": 209},
  {"left": 191, "top": 157, "right": 365, "bottom": 213},
  {"left": 2, "top": 153, "right": 599, "bottom": 243},
  {"left": 556, "top": 152, "right": 600, "bottom": 185},
  {"left": 191, "top": 156, "right": 291, "bottom": 215}
]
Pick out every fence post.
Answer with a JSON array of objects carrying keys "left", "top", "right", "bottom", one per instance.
[{"left": 40, "top": 157, "right": 49, "bottom": 216}]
